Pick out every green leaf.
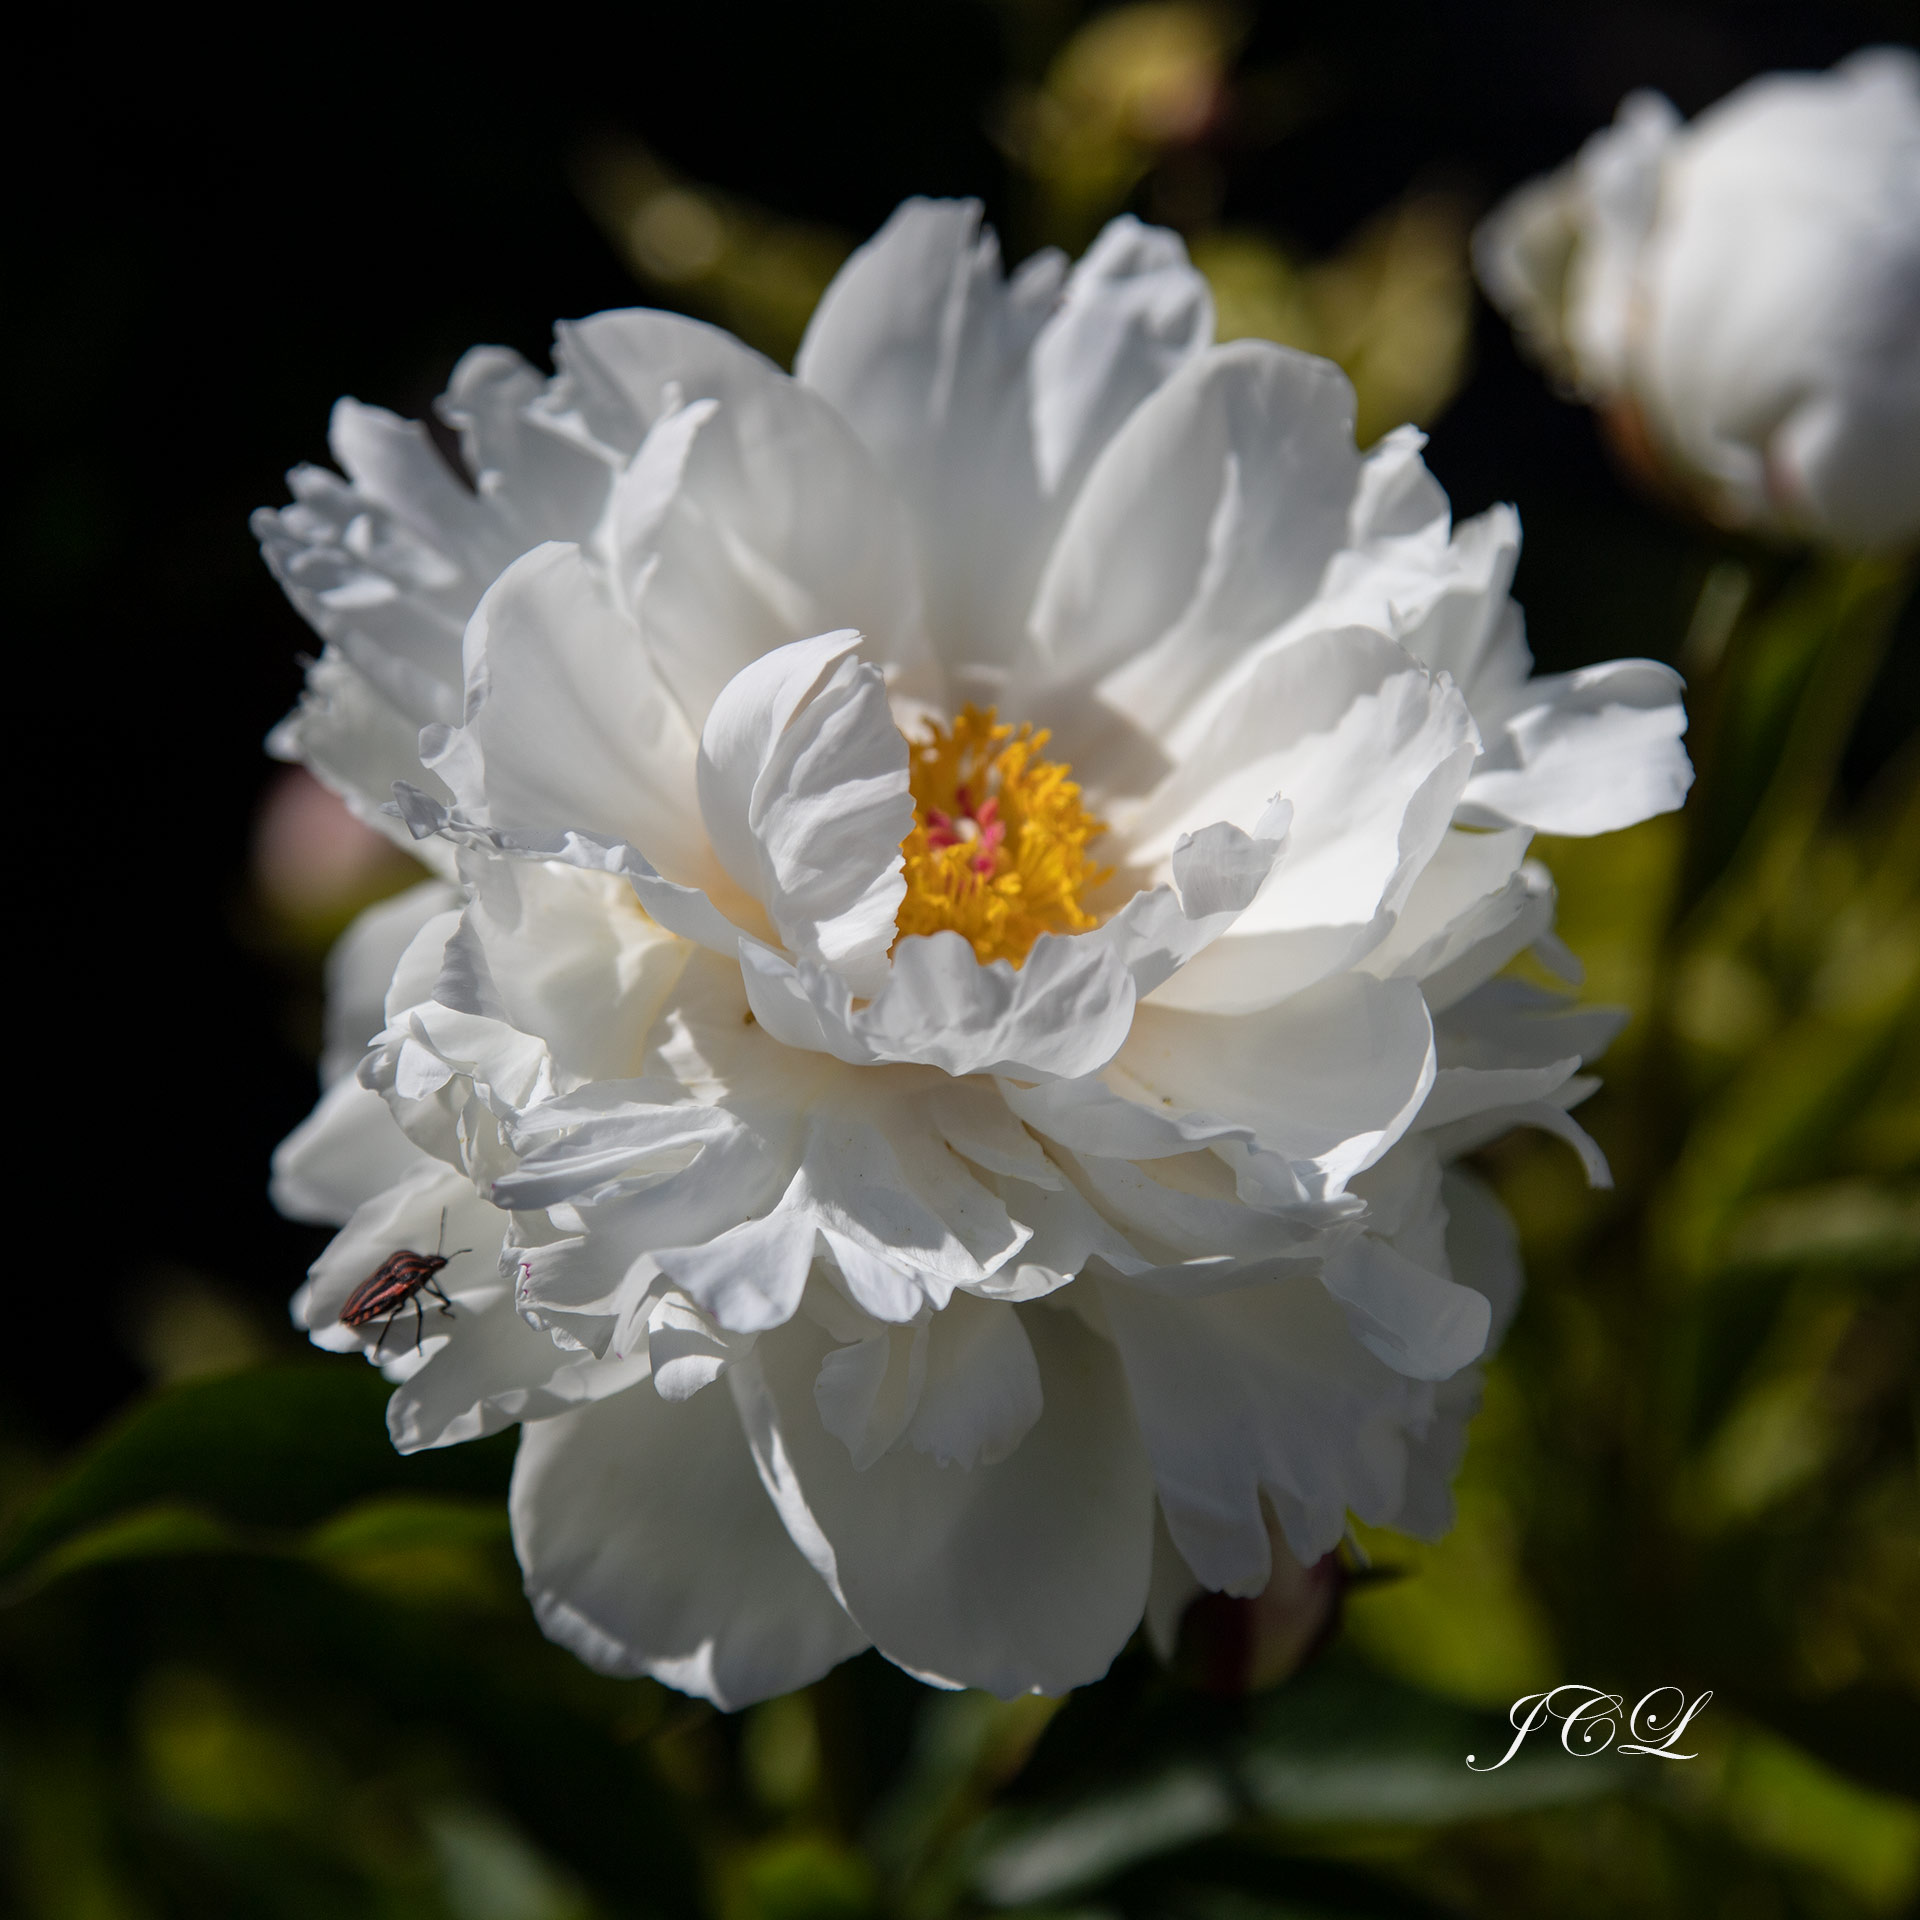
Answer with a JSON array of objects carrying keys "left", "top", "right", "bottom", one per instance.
[
  {"left": 1715, "top": 1720, "right": 1920, "bottom": 1911},
  {"left": 732, "top": 1833, "right": 879, "bottom": 1920},
  {"left": 1100, "top": 1839, "right": 1475, "bottom": 1920},
  {"left": 1679, "top": 554, "right": 1911, "bottom": 918},
  {"left": 1720, "top": 1180, "right": 1920, "bottom": 1274},
  {"left": 1736, "top": 1688, "right": 1920, "bottom": 1804},
  {"left": 303, "top": 1493, "right": 520, "bottom": 1611},
  {"left": 973, "top": 1762, "right": 1237, "bottom": 1907},
  {"left": 0, "top": 1364, "right": 515, "bottom": 1583},
  {"left": 969, "top": 1657, "right": 1627, "bottom": 1906},
  {"left": 3, "top": 1547, "right": 702, "bottom": 1918},
  {"left": 1657, "top": 981, "right": 1916, "bottom": 1283},
  {"left": 18, "top": 1502, "right": 237, "bottom": 1587}
]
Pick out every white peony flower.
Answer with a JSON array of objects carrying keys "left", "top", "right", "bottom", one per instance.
[
  {"left": 1475, "top": 48, "right": 1920, "bottom": 549},
  {"left": 261, "top": 199, "right": 1690, "bottom": 1707}
]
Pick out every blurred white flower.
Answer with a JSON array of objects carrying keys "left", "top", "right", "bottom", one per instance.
[
  {"left": 1476, "top": 49, "right": 1920, "bottom": 548},
  {"left": 261, "top": 199, "right": 1689, "bottom": 1707}
]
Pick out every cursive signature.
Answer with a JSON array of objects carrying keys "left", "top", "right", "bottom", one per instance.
[{"left": 1467, "top": 1685, "right": 1712, "bottom": 1770}]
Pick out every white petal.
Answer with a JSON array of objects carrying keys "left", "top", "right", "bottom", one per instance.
[
  {"left": 799, "top": 199, "right": 1209, "bottom": 672},
  {"left": 652, "top": 1210, "right": 820, "bottom": 1335},
  {"left": 439, "top": 344, "right": 620, "bottom": 547},
  {"left": 420, "top": 544, "right": 714, "bottom": 890},
  {"left": 1472, "top": 138, "right": 1613, "bottom": 386},
  {"left": 451, "top": 852, "right": 692, "bottom": 1088},
  {"left": 1344, "top": 1132, "right": 1450, "bottom": 1266},
  {"left": 1415, "top": 859, "right": 1562, "bottom": 1012},
  {"left": 1415, "top": 1059, "right": 1586, "bottom": 1131},
  {"left": 1056, "top": 1149, "right": 1330, "bottom": 1266},
  {"left": 697, "top": 633, "right": 911, "bottom": 993},
  {"left": 266, "top": 646, "right": 457, "bottom": 866},
  {"left": 1358, "top": 826, "right": 1532, "bottom": 995},
  {"left": 512, "top": 1376, "right": 867, "bottom": 1709},
  {"left": 742, "top": 929, "right": 1138, "bottom": 1082},
  {"left": 1772, "top": 379, "right": 1920, "bottom": 549},
  {"left": 1347, "top": 424, "right": 1449, "bottom": 543},
  {"left": 1025, "top": 342, "right": 1359, "bottom": 750},
  {"left": 384, "top": 901, "right": 465, "bottom": 1025},
  {"left": 388, "top": 1298, "right": 650, "bottom": 1452},
  {"left": 797, "top": 1102, "right": 1031, "bottom": 1291},
  {"left": 393, "top": 783, "right": 754, "bottom": 959},
  {"left": 1317, "top": 503, "right": 1528, "bottom": 717},
  {"left": 1565, "top": 93, "right": 1679, "bottom": 389},
  {"left": 979, "top": 1173, "right": 1156, "bottom": 1295},
  {"left": 321, "top": 880, "right": 463, "bottom": 1086},
  {"left": 1000, "top": 1073, "right": 1257, "bottom": 1165},
  {"left": 656, "top": 1098, "right": 1031, "bottom": 1336},
  {"left": 393, "top": 993, "right": 556, "bottom": 1127},
  {"left": 1424, "top": 1089, "right": 1612, "bottom": 1188},
  {"left": 1441, "top": 1167, "right": 1524, "bottom": 1346},
  {"left": 733, "top": 1301, "right": 1154, "bottom": 1696},
  {"left": 509, "top": 1222, "right": 659, "bottom": 1362},
  {"left": 647, "top": 1291, "right": 760, "bottom": 1402},
  {"left": 906, "top": 1291, "right": 1044, "bottom": 1469},
  {"left": 1030, "top": 217, "right": 1218, "bottom": 498},
  {"left": 1460, "top": 659, "right": 1692, "bottom": 835},
  {"left": 497, "top": 1090, "right": 768, "bottom": 1214},
  {"left": 639, "top": 944, "right": 843, "bottom": 1106},
  {"left": 1436, "top": 977, "right": 1628, "bottom": 1072},
  {"left": 1099, "top": 1270, "right": 1424, "bottom": 1590},
  {"left": 1632, "top": 54, "right": 1920, "bottom": 545},
  {"left": 545, "top": 306, "right": 791, "bottom": 455},
  {"left": 603, "top": 397, "right": 718, "bottom": 606},
  {"left": 255, "top": 411, "right": 488, "bottom": 732},
  {"left": 1144, "top": 1502, "right": 1203, "bottom": 1659},
  {"left": 1396, "top": 508, "right": 1530, "bottom": 710},
  {"left": 800, "top": 197, "right": 1058, "bottom": 670},
  {"left": 1388, "top": 1368, "right": 1483, "bottom": 1542},
  {"left": 814, "top": 1313, "right": 927, "bottom": 1470},
  {"left": 559, "top": 310, "right": 934, "bottom": 723},
  {"left": 272, "top": 1075, "right": 434, "bottom": 1228},
  {"left": 1137, "top": 629, "right": 1478, "bottom": 1012},
  {"left": 922, "top": 1080, "right": 1064, "bottom": 1190},
  {"left": 1316, "top": 1233, "right": 1491, "bottom": 1381},
  {"left": 326, "top": 397, "right": 515, "bottom": 583},
  {"left": 1114, "top": 973, "right": 1436, "bottom": 1195},
  {"left": 255, "top": 484, "right": 465, "bottom": 730}
]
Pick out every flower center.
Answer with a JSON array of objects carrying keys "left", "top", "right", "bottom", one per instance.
[{"left": 898, "top": 706, "right": 1110, "bottom": 968}]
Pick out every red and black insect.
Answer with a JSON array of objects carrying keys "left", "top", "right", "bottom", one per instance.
[{"left": 340, "top": 1210, "right": 471, "bottom": 1354}]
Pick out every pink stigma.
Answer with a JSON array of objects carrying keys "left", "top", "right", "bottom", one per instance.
[{"left": 924, "top": 793, "right": 1006, "bottom": 876}]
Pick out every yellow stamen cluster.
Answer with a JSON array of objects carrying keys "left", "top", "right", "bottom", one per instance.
[{"left": 897, "top": 706, "right": 1111, "bottom": 967}]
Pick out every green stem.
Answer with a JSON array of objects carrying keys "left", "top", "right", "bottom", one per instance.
[{"left": 1679, "top": 552, "right": 1914, "bottom": 943}]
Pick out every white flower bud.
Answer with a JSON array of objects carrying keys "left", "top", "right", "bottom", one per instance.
[{"left": 1477, "top": 49, "right": 1920, "bottom": 549}]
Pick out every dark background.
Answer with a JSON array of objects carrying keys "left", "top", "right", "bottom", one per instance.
[{"left": 11, "top": 0, "right": 1917, "bottom": 1449}]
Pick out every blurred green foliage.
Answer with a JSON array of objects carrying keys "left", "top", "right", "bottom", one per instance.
[
  {"left": 7, "top": 5, "right": 1914, "bottom": 1916},
  {"left": 569, "top": 3, "right": 1470, "bottom": 445}
]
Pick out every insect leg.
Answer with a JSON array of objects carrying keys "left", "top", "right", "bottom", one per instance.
[
  {"left": 413, "top": 1293, "right": 426, "bottom": 1354},
  {"left": 426, "top": 1276, "right": 456, "bottom": 1318},
  {"left": 374, "top": 1306, "right": 398, "bottom": 1356}
]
